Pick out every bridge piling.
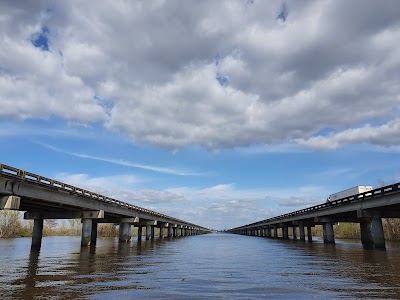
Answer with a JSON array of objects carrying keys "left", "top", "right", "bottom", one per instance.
[
  {"left": 146, "top": 225, "right": 152, "bottom": 240},
  {"left": 323, "top": 222, "right": 335, "bottom": 243},
  {"left": 371, "top": 217, "right": 386, "bottom": 249},
  {"left": 137, "top": 226, "right": 143, "bottom": 241},
  {"left": 119, "top": 222, "right": 131, "bottom": 243},
  {"left": 31, "top": 218, "right": 43, "bottom": 248},
  {"left": 307, "top": 226, "right": 313, "bottom": 241},
  {"left": 91, "top": 221, "right": 98, "bottom": 245},
  {"left": 81, "top": 218, "right": 93, "bottom": 246},
  {"left": 292, "top": 226, "right": 297, "bottom": 239},
  {"left": 168, "top": 226, "right": 173, "bottom": 237},
  {"left": 274, "top": 226, "right": 278, "bottom": 238},
  {"left": 299, "top": 223, "right": 305, "bottom": 241},
  {"left": 283, "top": 226, "right": 289, "bottom": 239}
]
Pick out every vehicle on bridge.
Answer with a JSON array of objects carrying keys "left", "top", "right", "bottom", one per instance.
[{"left": 326, "top": 186, "right": 373, "bottom": 202}]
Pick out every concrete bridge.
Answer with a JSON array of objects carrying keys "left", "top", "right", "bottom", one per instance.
[
  {"left": 228, "top": 183, "right": 400, "bottom": 249},
  {"left": 0, "top": 164, "right": 211, "bottom": 248}
]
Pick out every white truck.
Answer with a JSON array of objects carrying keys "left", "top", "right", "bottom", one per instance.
[{"left": 326, "top": 186, "right": 373, "bottom": 202}]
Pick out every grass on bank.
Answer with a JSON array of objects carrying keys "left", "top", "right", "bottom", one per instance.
[{"left": 0, "top": 211, "right": 163, "bottom": 238}]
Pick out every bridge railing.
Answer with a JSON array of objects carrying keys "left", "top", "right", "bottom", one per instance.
[
  {"left": 235, "top": 183, "right": 400, "bottom": 229},
  {"left": 0, "top": 164, "right": 202, "bottom": 228}
]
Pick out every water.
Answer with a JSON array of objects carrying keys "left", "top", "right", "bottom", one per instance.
[{"left": 1, "top": 233, "right": 400, "bottom": 299}]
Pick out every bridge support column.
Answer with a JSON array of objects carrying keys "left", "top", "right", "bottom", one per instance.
[
  {"left": 265, "top": 227, "right": 271, "bottom": 237},
  {"left": 274, "top": 227, "right": 278, "bottom": 238},
  {"left": 283, "top": 226, "right": 289, "bottom": 239},
  {"left": 31, "top": 218, "right": 44, "bottom": 248},
  {"left": 360, "top": 221, "right": 374, "bottom": 249},
  {"left": 168, "top": 226, "right": 173, "bottom": 237},
  {"left": 307, "top": 226, "right": 313, "bottom": 241},
  {"left": 323, "top": 222, "right": 335, "bottom": 243},
  {"left": 371, "top": 217, "right": 386, "bottom": 249},
  {"left": 292, "top": 226, "right": 297, "bottom": 239},
  {"left": 91, "top": 220, "right": 98, "bottom": 245},
  {"left": 299, "top": 223, "right": 305, "bottom": 241},
  {"left": 119, "top": 222, "right": 131, "bottom": 243},
  {"left": 81, "top": 218, "right": 93, "bottom": 246},
  {"left": 137, "top": 226, "right": 143, "bottom": 241},
  {"left": 159, "top": 227, "right": 164, "bottom": 239},
  {"left": 146, "top": 225, "right": 152, "bottom": 240}
]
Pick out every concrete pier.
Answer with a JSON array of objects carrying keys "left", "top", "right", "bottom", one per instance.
[
  {"left": 292, "top": 226, "right": 297, "bottom": 239},
  {"left": 299, "top": 223, "right": 305, "bottom": 241},
  {"left": 307, "top": 226, "right": 313, "bottom": 241},
  {"left": 81, "top": 218, "right": 93, "bottom": 246},
  {"left": 283, "top": 226, "right": 289, "bottom": 239},
  {"left": 146, "top": 225, "right": 152, "bottom": 240},
  {"left": 119, "top": 222, "right": 131, "bottom": 243},
  {"left": 168, "top": 226, "right": 173, "bottom": 237},
  {"left": 91, "top": 220, "right": 98, "bottom": 245},
  {"left": 323, "top": 222, "right": 335, "bottom": 243},
  {"left": 137, "top": 226, "right": 143, "bottom": 241},
  {"left": 371, "top": 217, "right": 386, "bottom": 249},
  {"left": 31, "top": 218, "right": 44, "bottom": 248},
  {"left": 274, "top": 226, "right": 278, "bottom": 238},
  {"left": 360, "top": 221, "right": 374, "bottom": 248}
]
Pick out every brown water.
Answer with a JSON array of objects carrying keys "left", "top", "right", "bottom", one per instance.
[{"left": 1, "top": 233, "right": 400, "bottom": 299}]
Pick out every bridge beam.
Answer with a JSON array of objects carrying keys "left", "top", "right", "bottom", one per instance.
[
  {"left": 0, "top": 195, "right": 20, "bottom": 210},
  {"left": 24, "top": 210, "right": 105, "bottom": 220}
]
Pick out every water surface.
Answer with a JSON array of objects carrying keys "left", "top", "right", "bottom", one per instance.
[{"left": 1, "top": 233, "right": 400, "bottom": 299}]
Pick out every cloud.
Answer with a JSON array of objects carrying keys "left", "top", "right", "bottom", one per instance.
[
  {"left": 296, "top": 118, "right": 400, "bottom": 150},
  {"left": 39, "top": 142, "right": 203, "bottom": 176},
  {"left": 54, "top": 171, "right": 325, "bottom": 229},
  {"left": 1, "top": 1, "right": 400, "bottom": 150}
]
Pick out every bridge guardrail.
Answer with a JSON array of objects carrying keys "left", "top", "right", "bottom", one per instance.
[{"left": 0, "top": 164, "right": 203, "bottom": 229}]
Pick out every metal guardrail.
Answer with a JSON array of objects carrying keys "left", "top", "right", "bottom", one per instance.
[
  {"left": 233, "top": 183, "right": 400, "bottom": 229},
  {"left": 0, "top": 164, "right": 205, "bottom": 229}
]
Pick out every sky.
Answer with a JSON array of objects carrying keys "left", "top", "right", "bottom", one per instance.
[{"left": 1, "top": 0, "right": 400, "bottom": 230}]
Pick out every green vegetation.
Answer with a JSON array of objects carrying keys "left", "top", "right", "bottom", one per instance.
[
  {"left": 312, "top": 219, "right": 400, "bottom": 241},
  {"left": 0, "top": 210, "right": 28, "bottom": 237}
]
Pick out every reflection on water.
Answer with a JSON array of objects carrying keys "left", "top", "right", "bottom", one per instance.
[{"left": 1, "top": 234, "right": 400, "bottom": 299}]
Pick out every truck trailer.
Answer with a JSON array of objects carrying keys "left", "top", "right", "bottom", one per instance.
[{"left": 326, "top": 186, "right": 373, "bottom": 202}]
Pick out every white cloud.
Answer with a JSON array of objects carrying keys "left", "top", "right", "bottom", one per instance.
[
  {"left": 1, "top": 1, "right": 400, "bottom": 150},
  {"left": 39, "top": 142, "right": 203, "bottom": 176},
  {"left": 53, "top": 171, "right": 326, "bottom": 229},
  {"left": 296, "top": 118, "right": 400, "bottom": 150}
]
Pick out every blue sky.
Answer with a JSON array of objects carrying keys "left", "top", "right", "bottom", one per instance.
[{"left": 1, "top": 1, "right": 400, "bottom": 229}]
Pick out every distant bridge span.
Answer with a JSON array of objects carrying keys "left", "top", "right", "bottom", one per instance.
[
  {"left": 228, "top": 183, "right": 400, "bottom": 249},
  {"left": 0, "top": 164, "right": 210, "bottom": 248}
]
